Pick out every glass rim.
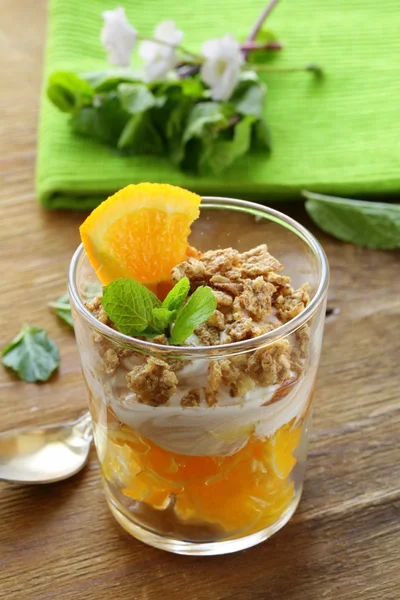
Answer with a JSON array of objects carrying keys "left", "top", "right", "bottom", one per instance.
[{"left": 68, "top": 196, "right": 329, "bottom": 358}]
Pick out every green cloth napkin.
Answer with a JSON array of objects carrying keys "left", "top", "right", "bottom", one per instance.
[{"left": 36, "top": 0, "right": 400, "bottom": 210}]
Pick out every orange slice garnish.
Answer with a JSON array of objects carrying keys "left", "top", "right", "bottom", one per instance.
[{"left": 80, "top": 183, "right": 201, "bottom": 286}]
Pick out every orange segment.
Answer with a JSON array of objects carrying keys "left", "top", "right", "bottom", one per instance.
[
  {"left": 102, "top": 423, "right": 302, "bottom": 534},
  {"left": 268, "top": 421, "right": 302, "bottom": 479},
  {"left": 80, "top": 183, "right": 201, "bottom": 285}
]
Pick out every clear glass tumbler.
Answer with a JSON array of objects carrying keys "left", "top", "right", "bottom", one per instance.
[{"left": 69, "top": 197, "right": 329, "bottom": 555}]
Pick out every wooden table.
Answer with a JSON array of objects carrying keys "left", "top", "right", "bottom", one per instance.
[{"left": 1, "top": 2, "right": 400, "bottom": 599}]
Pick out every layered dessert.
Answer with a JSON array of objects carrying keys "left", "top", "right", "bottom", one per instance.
[{"left": 73, "top": 183, "right": 317, "bottom": 543}]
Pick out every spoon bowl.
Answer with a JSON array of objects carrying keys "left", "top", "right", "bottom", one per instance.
[{"left": 0, "top": 412, "right": 92, "bottom": 484}]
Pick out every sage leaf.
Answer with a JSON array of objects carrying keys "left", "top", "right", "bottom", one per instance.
[
  {"left": 2, "top": 325, "right": 60, "bottom": 383},
  {"left": 303, "top": 191, "right": 400, "bottom": 250}
]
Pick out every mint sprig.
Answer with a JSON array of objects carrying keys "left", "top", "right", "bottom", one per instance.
[
  {"left": 169, "top": 286, "right": 217, "bottom": 345},
  {"left": 100, "top": 277, "right": 216, "bottom": 344},
  {"left": 47, "top": 73, "right": 269, "bottom": 174}
]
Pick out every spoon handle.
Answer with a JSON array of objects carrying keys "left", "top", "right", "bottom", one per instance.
[{"left": 73, "top": 412, "right": 93, "bottom": 441}]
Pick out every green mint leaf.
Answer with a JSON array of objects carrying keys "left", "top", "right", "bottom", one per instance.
[
  {"left": 81, "top": 69, "right": 141, "bottom": 92},
  {"left": 231, "top": 81, "right": 266, "bottom": 118},
  {"left": 251, "top": 119, "right": 271, "bottom": 151},
  {"left": 164, "top": 99, "right": 194, "bottom": 165},
  {"left": 101, "top": 278, "right": 161, "bottom": 336},
  {"left": 151, "top": 307, "right": 176, "bottom": 332},
  {"left": 48, "top": 293, "right": 74, "bottom": 328},
  {"left": 2, "top": 325, "right": 60, "bottom": 383},
  {"left": 117, "top": 83, "right": 160, "bottom": 114},
  {"left": 180, "top": 102, "right": 236, "bottom": 173},
  {"left": 302, "top": 191, "right": 400, "bottom": 250},
  {"left": 182, "top": 102, "right": 229, "bottom": 145},
  {"left": 205, "top": 115, "right": 256, "bottom": 173},
  {"left": 138, "top": 327, "right": 164, "bottom": 338},
  {"left": 180, "top": 138, "right": 207, "bottom": 173},
  {"left": 152, "top": 79, "right": 205, "bottom": 99},
  {"left": 162, "top": 278, "right": 190, "bottom": 311},
  {"left": 70, "top": 92, "right": 130, "bottom": 145},
  {"left": 246, "top": 28, "right": 278, "bottom": 65},
  {"left": 117, "top": 110, "right": 165, "bottom": 153},
  {"left": 117, "top": 113, "right": 144, "bottom": 149},
  {"left": 169, "top": 286, "right": 217, "bottom": 345},
  {"left": 47, "top": 72, "right": 93, "bottom": 114}
]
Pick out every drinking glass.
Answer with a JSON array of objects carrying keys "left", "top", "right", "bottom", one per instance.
[{"left": 69, "top": 197, "right": 329, "bottom": 555}]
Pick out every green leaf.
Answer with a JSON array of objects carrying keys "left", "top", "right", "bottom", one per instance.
[
  {"left": 231, "top": 82, "right": 266, "bottom": 118},
  {"left": 151, "top": 307, "right": 176, "bottom": 332},
  {"left": 2, "top": 325, "right": 60, "bottom": 383},
  {"left": 162, "top": 277, "right": 190, "bottom": 311},
  {"left": 153, "top": 78, "right": 205, "bottom": 99},
  {"left": 117, "top": 111, "right": 165, "bottom": 153},
  {"left": 117, "top": 83, "right": 161, "bottom": 114},
  {"left": 182, "top": 102, "right": 229, "bottom": 145},
  {"left": 180, "top": 102, "right": 234, "bottom": 173},
  {"left": 48, "top": 293, "right": 74, "bottom": 328},
  {"left": 251, "top": 119, "right": 271, "bottom": 151},
  {"left": 81, "top": 69, "right": 141, "bottom": 92},
  {"left": 205, "top": 115, "right": 256, "bottom": 173},
  {"left": 163, "top": 98, "right": 194, "bottom": 164},
  {"left": 117, "top": 113, "right": 145, "bottom": 149},
  {"left": 180, "top": 138, "right": 207, "bottom": 173},
  {"left": 70, "top": 92, "right": 130, "bottom": 144},
  {"left": 169, "top": 286, "right": 217, "bottom": 345},
  {"left": 302, "top": 191, "right": 400, "bottom": 250},
  {"left": 101, "top": 279, "right": 161, "bottom": 336},
  {"left": 247, "top": 28, "right": 278, "bottom": 65},
  {"left": 47, "top": 71, "right": 93, "bottom": 113}
]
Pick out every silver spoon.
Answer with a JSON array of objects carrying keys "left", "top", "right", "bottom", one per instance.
[{"left": 0, "top": 412, "right": 93, "bottom": 484}]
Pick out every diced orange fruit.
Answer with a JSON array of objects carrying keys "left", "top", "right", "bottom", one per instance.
[
  {"left": 269, "top": 422, "right": 302, "bottom": 479},
  {"left": 80, "top": 183, "right": 201, "bottom": 286},
  {"left": 100, "top": 421, "right": 302, "bottom": 532}
]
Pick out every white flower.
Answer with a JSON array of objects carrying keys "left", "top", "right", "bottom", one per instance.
[
  {"left": 201, "top": 34, "right": 244, "bottom": 101},
  {"left": 139, "top": 20, "right": 183, "bottom": 83},
  {"left": 100, "top": 7, "right": 137, "bottom": 67}
]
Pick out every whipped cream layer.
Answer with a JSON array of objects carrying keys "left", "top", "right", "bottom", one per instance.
[
  {"left": 75, "top": 295, "right": 320, "bottom": 458},
  {"left": 79, "top": 346, "right": 315, "bottom": 457},
  {"left": 110, "top": 364, "right": 315, "bottom": 456}
]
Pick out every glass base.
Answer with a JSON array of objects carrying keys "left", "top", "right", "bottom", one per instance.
[{"left": 107, "top": 486, "right": 302, "bottom": 556}]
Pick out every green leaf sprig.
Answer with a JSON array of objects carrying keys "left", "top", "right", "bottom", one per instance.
[
  {"left": 48, "top": 293, "right": 74, "bottom": 328},
  {"left": 302, "top": 190, "right": 400, "bottom": 250},
  {"left": 2, "top": 325, "right": 60, "bottom": 383},
  {"left": 46, "top": 2, "right": 320, "bottom": 175},
  {"left": 101, "top": 277, "right": 217, "bottom": 344}
]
